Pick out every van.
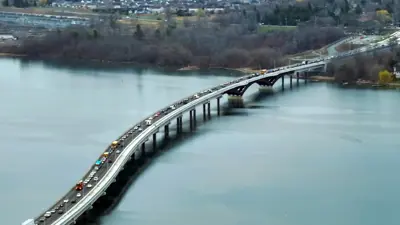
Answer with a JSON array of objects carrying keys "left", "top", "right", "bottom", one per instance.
[{"left": 145, "top": 119, "right": 152, "bottom": 125}]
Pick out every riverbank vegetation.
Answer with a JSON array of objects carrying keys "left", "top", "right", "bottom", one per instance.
[
  {"left": 0, "top": 9, "right": 345, "bottom": 69},
  {"left": 326, "top": 47, "right": 400, "bottom": 86}
]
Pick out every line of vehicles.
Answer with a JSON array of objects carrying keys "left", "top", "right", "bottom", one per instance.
[{"left": 33, "top": 42, "right": 389, "bottom": 225}]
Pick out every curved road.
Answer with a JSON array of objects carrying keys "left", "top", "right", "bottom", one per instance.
[{"left": 26, "top": 39, "right": 397, "bottom": 225}]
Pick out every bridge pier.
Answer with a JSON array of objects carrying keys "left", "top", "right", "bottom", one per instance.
[
  {"left": 296, "top": 72, "right": 300, "bottom": 86},
  {"left": 217, "top": 97, "right": 221, "bottom": 116},
  {"left": 164, "top": 124, "right": 169, "bottom": 140},
  {"left": 141, "top": 143, "right": 145, "bottom": 158},
  {"left": 203, "top": 102, "right": 210, "bottom": 121},
  {"left": 207, "top": 102, "right": 211, "bottom": 119},
  {"left": 193, "top": 109, "right": 197, "bottom": 127},
  {"left": 227, "top": 95, "right": 244, "bottom": 108},
  {"left": 290, "top": 75, "right": 293, "bottom": 89},
  {"left": 304, "top": 71, "right": 308, "bottom": 84},
  {"left": 152, "top": 133, "right": 156, "bottom": 151},
  {"left": 189, "top": 109, "right": 196, "bottom": 131},
  {"left": 176, "top": 116, "right": 182, "bottom": 134},
  {"left": 281, "top": 75, "right": 284, "bottom": 90},
  {"left": 258, "top": 85, "right": 273, "bottom": 93}
]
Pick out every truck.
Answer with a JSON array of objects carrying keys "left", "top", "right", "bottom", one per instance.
[
  {"left": 301, "top": 60, "right": 308, "bottom": 65},
  {"left": 75, "top": 181, "right": 83, "bottom": 191}
]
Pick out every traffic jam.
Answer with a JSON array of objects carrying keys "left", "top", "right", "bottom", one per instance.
[{"left": 35, "top": 52, "right": 358, "bottom": 224}]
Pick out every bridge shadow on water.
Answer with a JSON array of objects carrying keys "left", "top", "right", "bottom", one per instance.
[{"left": 77, "top": 83, "right": 310, "bottom": 225}]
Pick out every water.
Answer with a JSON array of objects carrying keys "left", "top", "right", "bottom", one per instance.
[{"left": 1, "top": 58, "right": 399, "bottom": 225}]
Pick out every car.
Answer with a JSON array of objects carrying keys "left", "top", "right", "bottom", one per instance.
[
  {"left": 128, "top": 130, "right": 133, "bottom": 134},
  {"left": 108, "top": 160, "right": 113, "bottom": 163},
  {"left": 87, "top": 184, "right": 93, "bottom": 188},
  {"left": 94, "top": 166, "right": 99, "bottom": 170},
  {"left": 71, "top": 199, "right": 76, "bottom": 204},
  {"left": 133, "top": 126, "right": 138, "bottom": 130},
  {"left": 63, "top": 199, "right": 69, "bottom": 203},
  {"left": 39, "top": 218, "right": 45, "bottom": 222},
  {"left": 138, "top": 128, "right": 143, "bottom": 131},
  {"left": 154, "top": 112, "right": 161, "bottom": 117},
  {"left": 44, "top": 212, "right": 51, "bottom": 218},
  {"left": 60, "top": 203, "right": 64, "bottom": 207},
  {"left": 50, "top": 210, "right": 56, "bottom": 214},
  {"left": 77, "top": 193, "right": 82, "bottom": 198},
  {"left": 58, "top": 210, "right": 63, "bottom": 214},
  {"left": 94, "top": 176, "right": 99, "bottom": 181},
  {"left": 116, "top": 150, "right": 121, "bottom": 154}
]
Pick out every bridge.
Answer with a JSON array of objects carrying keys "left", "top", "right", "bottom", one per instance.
[{"left": 22, "top": 39, "right": 396, "bottom": 225}]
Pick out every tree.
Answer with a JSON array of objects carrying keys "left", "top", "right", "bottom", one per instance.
[
  {"left": 39, "top": 0, "right": 47, "bottom": 6},
  {"left": 196, "top": 8, "right": 205, "bottom": 18},
  {"left": 154, "top": 28, "right": 161, "bottom": 39},
  {"left": 255, "top": 10, "right": 261, "bottom": 23},
  {"left": 355, "top": 5, "right": 362, "bottom": 15},
  {"left": 378, "top": 70, "right": 393, "bottom": 84},
  {"left": 134, "top": 24, "right": 144, "bottom": 40},
  {"left": 376, "top": 9, "right": 392, "bottom": 24}
]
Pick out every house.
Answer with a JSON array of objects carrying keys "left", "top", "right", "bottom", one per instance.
[{"left": 394, "top": 66, "right": 400, "bottom": 79}]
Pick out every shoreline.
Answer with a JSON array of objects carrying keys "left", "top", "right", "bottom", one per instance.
[{"left": 0, "top": 53, "right": 398, "bottom": 89}]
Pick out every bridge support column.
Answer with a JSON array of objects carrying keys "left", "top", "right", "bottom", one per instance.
[
  {"left": 152, "top": 133, "right": 156, "bottom": 151},
  {"left": 296, "top": 72, "right": 300, "bottom": 86},
  {"left": 281, "top": 75, "right": 284, "bottom": 90},
  {"left": 259, "top": 85, "right": 273, "bottom": 93},
  {"left": 227, "top": 95, "right": 244, "bottom": 108},
  {"left": 203, "top": 104, "right": 206, "bottom": 121},
  {"left": 193, "top": 109, "right": 197, "bottom": 127},
  {"left": 164, "top": 124, "right": 169, "bottom": 140},
  {"left": 217, "top": 97, "right": 221, "bottom": 116},
  {"left": 305, "top": 71, "right": 308, "bottom": 84},
  {"left": 189, "top": 110, "right": 194, "bottom": 131},
  {"left": 207, "top": 102, "right": 211, "bottom": 119},
  {"left": 176, "top": 116, "right": 182, "bottom": 134},
  {"left": 290, "top": 75, "right": 293, "bottom": 89},
  {"left": 141, "top": 143, "right": 145, "bottom": 157}
]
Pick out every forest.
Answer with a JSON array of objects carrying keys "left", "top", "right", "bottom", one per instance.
[
  {"left": 2, "top": 12, "right": 345, "bottom": 69},
  {"left": 327, "top": 47, "right": 400, "bottom": 83}
]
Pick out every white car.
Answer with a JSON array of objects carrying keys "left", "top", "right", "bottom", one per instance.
[
  {"left": 63, "top": 199, "right": 69, "bottom": 203},
  {"left": 77, "top": 193, "right": 82, "bottom": 198},
  {"left": 87, "top": 184, "right": 93, "bottom": 188}
]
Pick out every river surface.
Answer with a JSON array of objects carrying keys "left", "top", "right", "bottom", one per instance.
[{"left": 1, "top": 58, "right": 400, "bottom": 225}]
